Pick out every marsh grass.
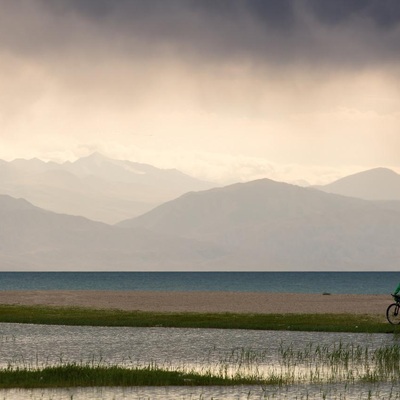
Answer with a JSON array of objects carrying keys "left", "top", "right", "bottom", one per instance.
[
  {"left": 0, "top": 364, "right": 262, "bottom": 389},
  {"left": 0, "top": 305, "right": 395, "bottom": 333},
  {"left": 240, "top": 341, "right": 400, "bottom": 385},
  {"left": 1, "top": 342, "right": 400, "bottom": 389}
]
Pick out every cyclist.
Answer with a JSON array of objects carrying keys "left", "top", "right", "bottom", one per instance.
[{"left": 393, "top": 282, "right": 400, "bottom": 296}]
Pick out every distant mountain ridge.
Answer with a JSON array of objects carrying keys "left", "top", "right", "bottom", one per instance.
[
  {"left": 0, "top": 194, "right": 223, "bottom": 270},
  {"left": 0, "top": 194, "right": 35, "bottom": 210},
  {"left": 315, "top": 167, "right": 400, "bottom": 201},
  {"left": 2, "top": 166, "right": 400, "bottom": 270},
  {"left": 0, "top": 153, "right": 214, "bottom": 224},
  {"left": 119, "top": 178, "right": 400, "bottom": 270}
]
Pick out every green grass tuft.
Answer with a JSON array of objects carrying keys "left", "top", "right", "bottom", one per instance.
[{"left": 0, "top": 364, "right": 263, "bottom": 388}]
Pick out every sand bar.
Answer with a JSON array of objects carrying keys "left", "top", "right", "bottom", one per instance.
[{"left": 0, "top": 291, "right": 391, "bottom": 315}]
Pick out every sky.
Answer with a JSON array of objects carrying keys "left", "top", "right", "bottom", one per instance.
[{"left": 1, "top": 0, "right": 400, "bottom": 185}]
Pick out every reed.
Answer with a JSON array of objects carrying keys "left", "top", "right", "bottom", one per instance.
[
  {"left": 1, "top": 341, "right": 400, "bottom": 390},
  {"left": 194, "top": 341, "right": 400, "bottom": 386}
]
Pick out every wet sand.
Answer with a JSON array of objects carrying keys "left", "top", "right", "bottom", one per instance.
[{"left": 0, "top": 291, "right": 391, "bottom": 315}]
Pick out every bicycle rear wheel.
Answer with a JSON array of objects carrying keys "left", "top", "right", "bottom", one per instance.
[{"left": 387, "top": 303, "right": 400, "bottom": 325}]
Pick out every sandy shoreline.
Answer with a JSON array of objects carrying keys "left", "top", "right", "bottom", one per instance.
[{"left": 0, "top": 291, "right": 391, "bottom": 315}]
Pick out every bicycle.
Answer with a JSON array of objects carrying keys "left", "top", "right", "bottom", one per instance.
[{"left": 386, "top": 294, "right": 400, "bottom": 325}]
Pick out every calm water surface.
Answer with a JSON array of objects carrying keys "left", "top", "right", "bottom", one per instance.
[
  {"left": 0, "top": 323, "right": 399, "bottom": 399},
  {"left": 0, "top": 323, "right": 397, "bottom": 368},
  {"left": 0, "top": 271, "right": 398, "bottom": 294},
  {"left": 4, "top": 384, "right": 399, "bottom": 400}
]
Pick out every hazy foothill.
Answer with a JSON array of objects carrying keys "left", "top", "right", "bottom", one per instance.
[
  {"left": 1, "top": 154, "right": 400, "bottom": 271},
  {"left": 0, "top": 152, "right": 213, "bottom": 224}
]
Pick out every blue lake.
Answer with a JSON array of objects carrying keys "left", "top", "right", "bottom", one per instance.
[{"left": 0, "top": 271, "right": 397, "bottom": 294}]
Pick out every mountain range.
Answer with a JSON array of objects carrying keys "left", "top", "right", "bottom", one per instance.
[
  {"left": 1, "top": 162, "right": 400, "bottom": 270},
  {"left": 119, "top": 177, "right": 400, "bottom": 270},
  {"left": 0, "top": 153, "right": 213, "bottom": 224},
  {"left": 0, "top": 194, "right": 222, "bottom": 270},
  {"left": 316, "top": 167, "right": 400, "bottom": 201}
]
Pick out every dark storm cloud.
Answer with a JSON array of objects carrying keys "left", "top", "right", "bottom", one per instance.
[
  {"left": 44, "top": 0, "right": 400, "bottom": 29},
  {"left": 306, "top": 0, "right": 400, "bottom": 28},
  {"left": 3, "top": 0, "right": 400, "bottom": 69}
]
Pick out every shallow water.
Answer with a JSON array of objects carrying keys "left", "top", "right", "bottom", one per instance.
[
  {"left": 0, "top": 386, "right": 267, "bottom": 400},
  {"left": 1, "top": 383, "right": 400, "bottom": 399},
  {"left": 0, "top": 323, "right": 399, "bottom": 399},
  {"left": 0, "top": 323, "right": 397, "bottom": 369}
]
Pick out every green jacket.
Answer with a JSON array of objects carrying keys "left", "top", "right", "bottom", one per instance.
[{"left": 394, "top": 282, "right": 400, "bottom": 295}]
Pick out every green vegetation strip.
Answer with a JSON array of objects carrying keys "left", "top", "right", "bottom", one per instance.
[
  {"left": 0, "top": 365, "right": 263, "bottom": 389},
  {"left": 0, "top": 305, "right": 396, "bottom": 333}
]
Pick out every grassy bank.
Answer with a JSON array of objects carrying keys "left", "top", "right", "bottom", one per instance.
[
  {"left": 0, "top": 364, "right": 265, "bottom": 389},
  {"left": 0, "top": 304, "right": 395, "bottom": 333}
]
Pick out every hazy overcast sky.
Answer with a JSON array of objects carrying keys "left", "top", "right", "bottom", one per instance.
[{"left": 1, "top": 0, "right": 400, "bottom": 184}]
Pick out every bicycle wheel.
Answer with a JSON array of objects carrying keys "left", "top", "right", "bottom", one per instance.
[{"left": 387, "top": 303, "right": 400, "bottom": 325}]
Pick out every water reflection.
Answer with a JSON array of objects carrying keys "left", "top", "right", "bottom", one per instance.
[
  {"left": 1, "top": 384, "right": 400, "bottom": 399},
  {"left": 0, "top": 386, "right": 266, "bottom": 400},
  {"left": 0, "top": 323, "right": 399, "bottom": 399},
  {"left": 0, "top": 323, "right": 396, "bottom": 369}
]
